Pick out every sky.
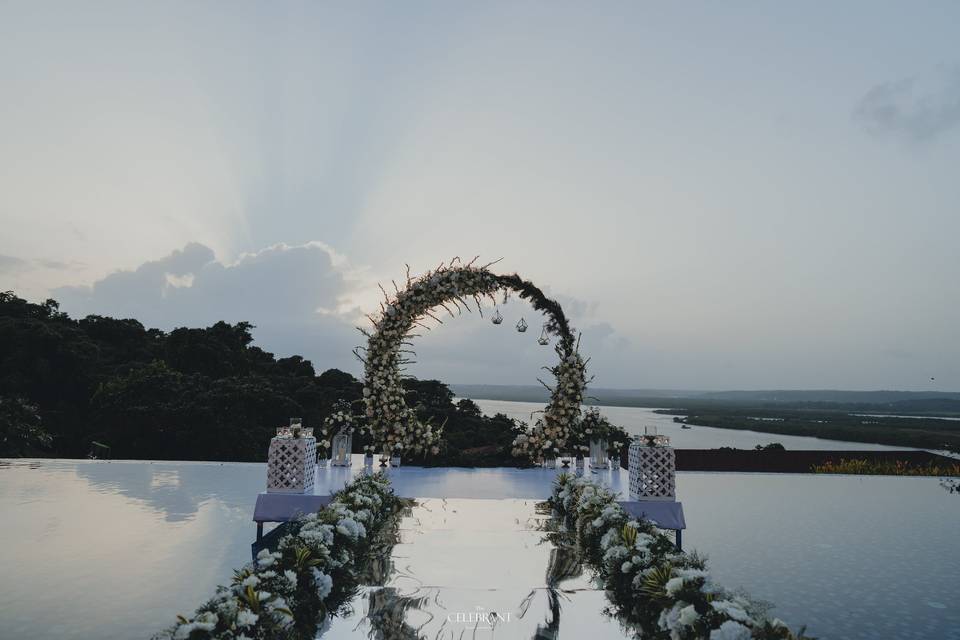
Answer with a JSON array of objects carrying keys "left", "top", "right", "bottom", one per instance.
[{"left": 1, "top": 2, "right": 959, "bottom": 391}]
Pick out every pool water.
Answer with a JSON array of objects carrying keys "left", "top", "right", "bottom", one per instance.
[{"left": 0, "top": 459, "right": 957, "bottom": 639}]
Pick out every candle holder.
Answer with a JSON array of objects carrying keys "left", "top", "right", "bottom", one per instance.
[
  {"left": 589, "top": 438, "right": 609, "bottom": 469},
  {"left": 331, "top": 428, "right": 353, "bottom": 467},
  {"left": 266, "top": 427, "right": 317, "bottom": 494},
  {"left": 628, "top": 428, "right": 675, "bottom": 501}
]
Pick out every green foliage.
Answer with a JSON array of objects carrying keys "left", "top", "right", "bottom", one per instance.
[
  {"left": 0, "top": 291, "right": 517, "bottom": 463},
  {"left": 455, "top": 398, "right": 481, "bottom": 417},
  {"left": 755, "top": 442, "right": 786, "bottom": 451},
  {"left": 812, "top": 458, "right": 960, "bottom": 476},
  {"left": 0, "top": 396, "right": 52, "bottom": 456},
  {"left": 637, "top": 563, "right": 674, "bottom": 605}
]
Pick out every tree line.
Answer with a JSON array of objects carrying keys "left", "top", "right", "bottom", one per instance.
[{"left": 0, "top": 291, "right": 517, "bottom": 464}]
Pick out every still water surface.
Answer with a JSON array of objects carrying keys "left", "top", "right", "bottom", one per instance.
[{"left": 0, "top": 401, "right": 957, "bottom": 639}]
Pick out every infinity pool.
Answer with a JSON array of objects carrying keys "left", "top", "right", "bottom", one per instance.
[{"left": 0, "top": 459, "right": 957, "bottom": 639}]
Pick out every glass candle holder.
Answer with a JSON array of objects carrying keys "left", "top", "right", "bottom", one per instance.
[
  {"left": 331, "top": 431, "right": 353, "bottom": 467},
  {"left": 589, "top": 438, "right": 609, "bottom": 468}
]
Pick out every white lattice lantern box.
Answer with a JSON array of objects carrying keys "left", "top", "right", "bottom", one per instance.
[
  {"left": 628, "top": 427, "right": 676, "bottom": 501},
  {"left": 267, "top": 420, "right": 317, "bottom": 494}
]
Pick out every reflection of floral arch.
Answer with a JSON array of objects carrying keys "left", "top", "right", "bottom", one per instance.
[{"left": 355, "top": 258, "right": 587, "bottom": 461}]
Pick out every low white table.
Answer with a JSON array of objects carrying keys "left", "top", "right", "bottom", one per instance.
[{"left": 253, "top": 454, "right": 686, "bottom": 546}]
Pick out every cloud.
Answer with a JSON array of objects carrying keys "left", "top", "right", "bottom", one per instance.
[
  {"left": 54, "top": 242, "right": 361, "bottom": 372},
  {"left": 855, "top": 66, "right": 960, "bottom": 142},
  {"left": 0, "top": 254, "right": 28, "bottom": 274},
  {"left": 50, "top": 242, "right": 637, "bottom": 387},
  {"left": 0, "top": 254, "right": 78, "bottom": 278}
]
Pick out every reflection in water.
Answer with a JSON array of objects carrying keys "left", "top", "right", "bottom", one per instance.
[
  {"left": 365, "top": 589, "right": 429, "bottom": 639},
  {"left": 73, "top": 460, "right": 263, "bottom": 522},
  {"left": 531, "top": 546, "right": 584, "bottom": 639},
  {"left": 0, "top": 459, "right": 266, "bottom": 640},
  {"left": 2, "top": 459, "right": 959, "bottom": 639},
  {"left": 321, "top": 498, "right": 633, "bottom": 639}
]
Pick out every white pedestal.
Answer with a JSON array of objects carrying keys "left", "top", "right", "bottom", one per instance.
[
  {"left": 628, "top": 443, "right": 676, "bottom": 501},
  {"left": 267, "top": 436, "right": 317, "bottom": 494}
]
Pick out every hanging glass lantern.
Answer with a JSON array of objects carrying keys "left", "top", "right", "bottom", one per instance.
[
  {"left": 492, "top": 309, "right": 503, "bottom": 325},
  {"left": 516, "top": 318, "right": 528, "bottom": 332},
  {"left": 537, "top": 324, "right": 550, "bottom": 345}
]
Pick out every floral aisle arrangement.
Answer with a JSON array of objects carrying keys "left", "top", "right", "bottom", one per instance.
[
  {"left": 155, "top": 474, "right": 403, "bottom": 640},
  {"left": 356, "top": 258, "right": 590, "bottom": 463},
  {"left": 549, "top": 474, "right": 811, "bottom": 640}
]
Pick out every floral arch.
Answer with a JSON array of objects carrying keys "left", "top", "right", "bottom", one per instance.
[{"left": 355, "top": 258, "right": 588, "bottom": 461}]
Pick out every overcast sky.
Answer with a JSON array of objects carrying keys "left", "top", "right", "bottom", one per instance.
[{"left": 1, "top": 2, "right": 958, "bottom": 391}]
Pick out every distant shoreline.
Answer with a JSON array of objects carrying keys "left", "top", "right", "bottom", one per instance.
[{"left": 457, "top": 387, "right": 960, "bottom": 454}]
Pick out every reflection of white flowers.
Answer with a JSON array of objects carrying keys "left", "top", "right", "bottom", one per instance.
[
  {"left": 550, "top": 474, "right": 805, "bottom": 640},
  {"left": 159, "top": 474, "right": 398, "bottom": 640}
]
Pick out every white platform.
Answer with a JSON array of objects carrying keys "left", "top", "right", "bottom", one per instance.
[{"left": 253, "top": 454, "right": 685, "bottom": 531}]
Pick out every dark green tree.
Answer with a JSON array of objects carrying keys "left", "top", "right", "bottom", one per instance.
[{"left": 0, "top": 396, "right": 52, "bottom": 456}]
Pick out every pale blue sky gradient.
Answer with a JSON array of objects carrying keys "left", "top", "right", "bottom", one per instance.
[{"left": 1, "top": 2, "right": 959, "bottom": 390}]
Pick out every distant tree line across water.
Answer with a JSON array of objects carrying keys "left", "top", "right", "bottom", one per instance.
[{"left": 0, "top": 292, "right": 517, "bottom": 464}]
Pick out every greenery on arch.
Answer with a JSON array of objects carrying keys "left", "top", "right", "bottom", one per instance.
[{"left": 355, "top": 258, "right": 590, "bottom": 461}]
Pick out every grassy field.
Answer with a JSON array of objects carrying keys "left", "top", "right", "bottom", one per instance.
[{"left": 811, "top": 458, "right": 960, "bottom": 476}]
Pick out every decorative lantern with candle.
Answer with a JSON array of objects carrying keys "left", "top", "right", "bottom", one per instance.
[
  {"left": 331, "top": 428, "right": 353, "bottom": 467},
  {"left": 323, "top": 401, "right": 355, "bottom": 467},
  {"left": 628, "top": 427, "right": 676, "bottom": 501},
  {"left": 266, "top": 418, "right": 316, "bottom": 494}
]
